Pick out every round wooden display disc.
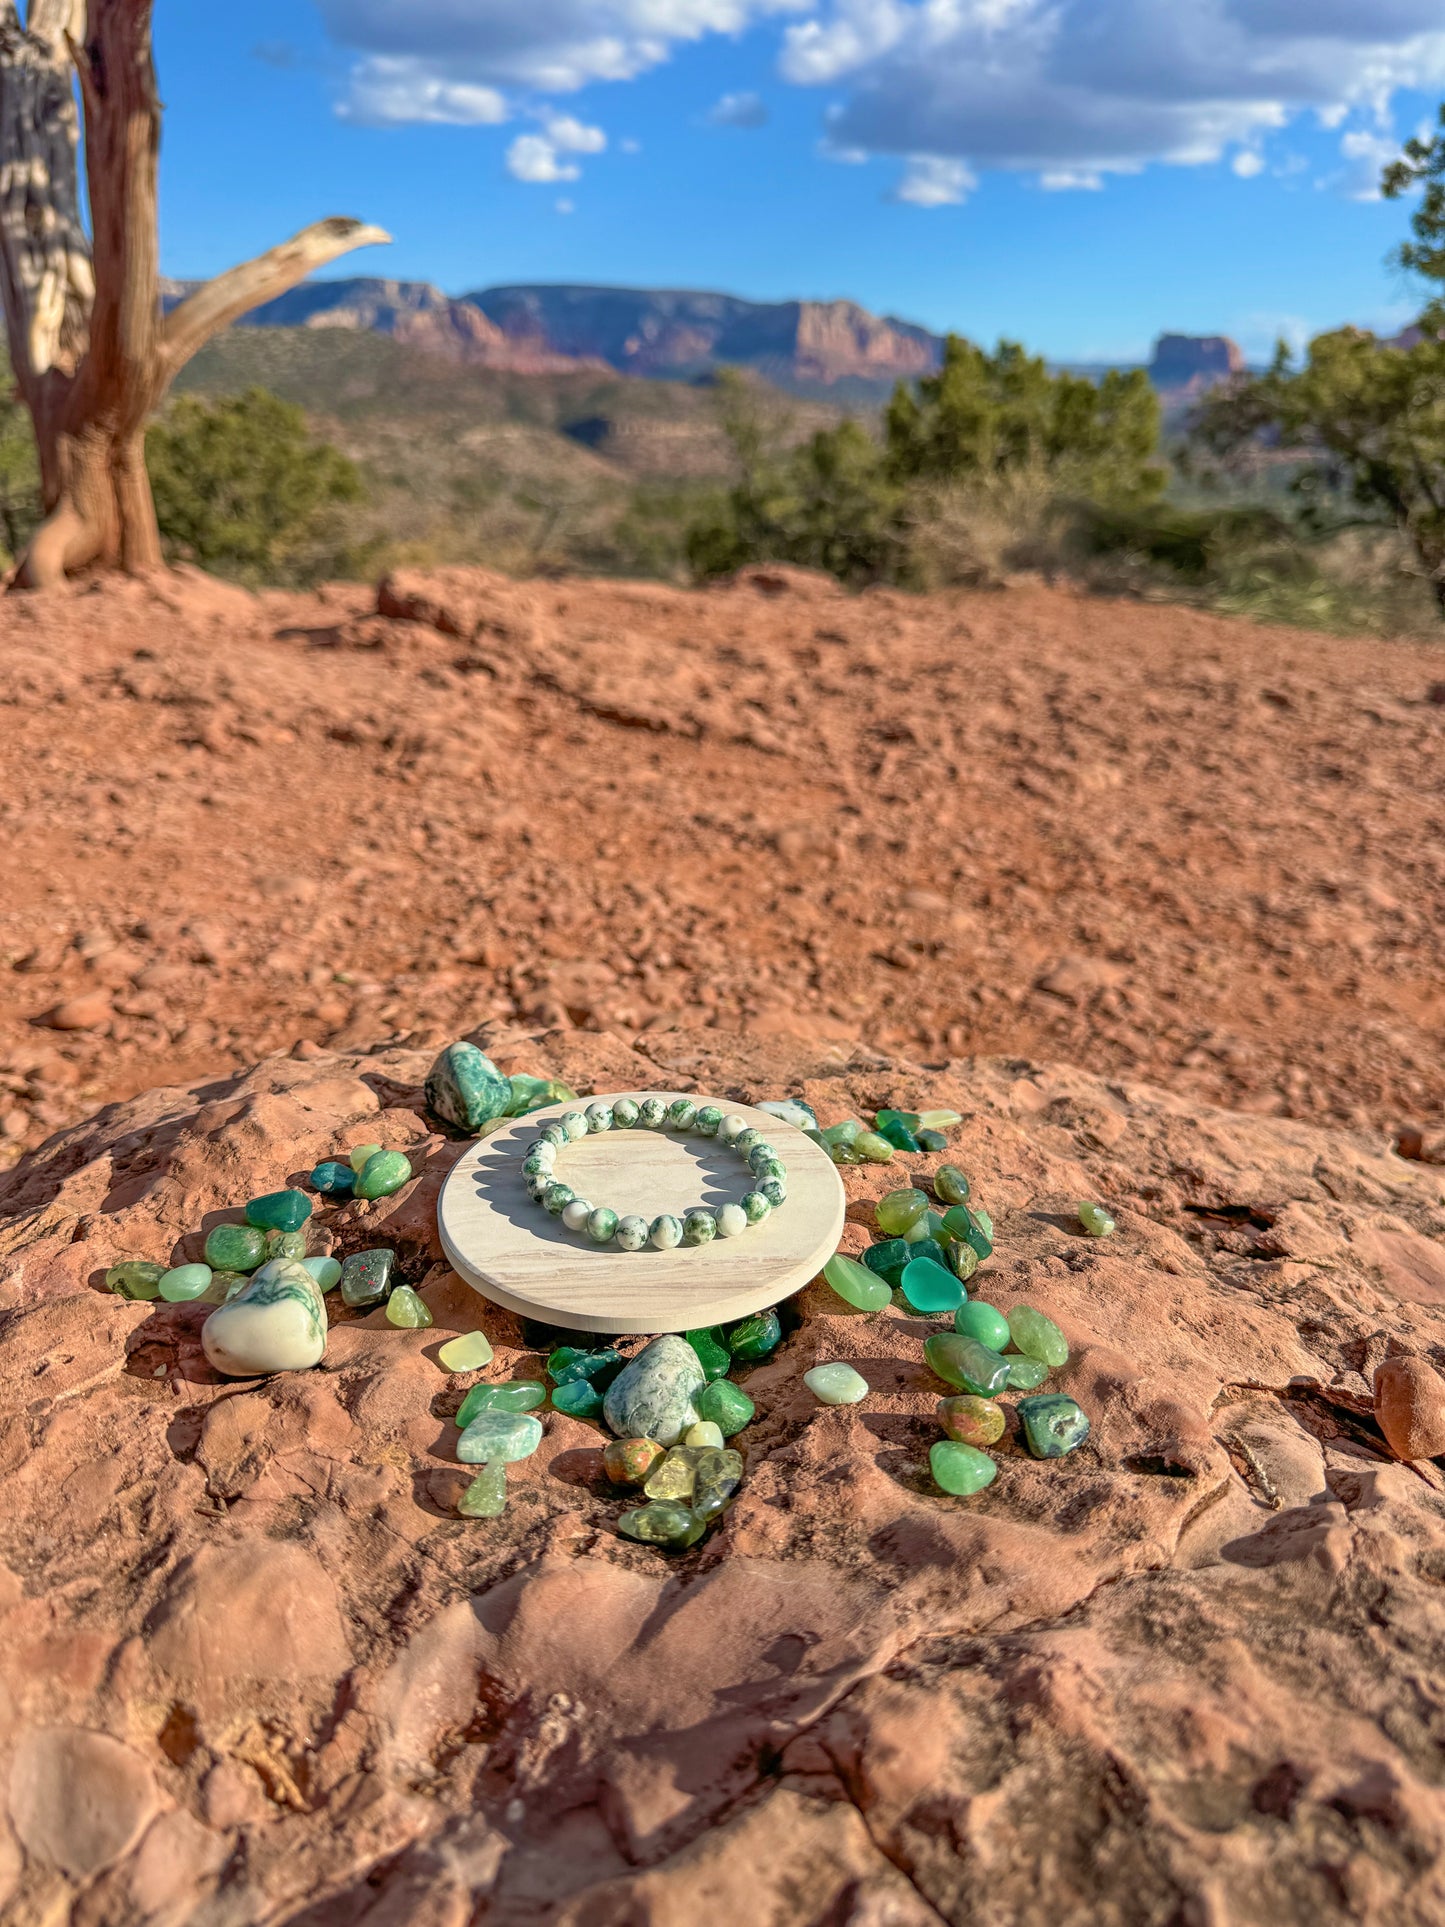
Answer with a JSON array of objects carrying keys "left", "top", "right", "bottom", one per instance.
[{"left": 437, "top": 1094, "right": 846, "bottom": 1335}]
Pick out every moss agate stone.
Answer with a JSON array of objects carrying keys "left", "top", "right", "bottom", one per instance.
[
  {"left": 1018, "top": 1394, "right": 1090, "bottom": 1458},
  {"left": 637, "top": 1097, "right": 667, "bottom": 1128},
  {"left": 386, "top": 1285, "right": 432, "bottom": 1328},
  {"left": 938, "top": 1395, "right": 1006, "bottom": 1446},
  {"left": 694, "top": 1379, "right": 754, "bottom": 1436},
  {"left": 930, "top": 1440, "right": 998, "bottom": 1496},
  {"left": 457, "top": 1464, "right": 507, "bottom": 1518},
  {"left": 355, "top": 1150, "right": 412, "bottom": 1200},
  {"left": 603, "top": 1437, "right": 665, "bottom": 1485},
  {"left": 924, "top": 1332, "right": 1011, "bottom": 1397},
  {"left": 954, "top": 1301, "right": 1010, "bottom": 1351},
  {"left": 201, "top": 1258, "right": 327, "bottom": 1378},
  {"left": 310, "top": 1160, "right": 356, "bottom": 1197},
  {"left": 1007, "top": 1306, "right": 1069, "bottom": 1368},
  {"left": 457, "top": 1380, "right": 545, "bottom": 1425},
  {"left": 458, "top": 1410, "right": 543, "bottom": 1463},
  {"left": 804, "top": 1362, "right": 869, "bottom": 1405},
  {"left": 602, "top": 1334, "right": 705, "bottom": 1445},
  {"left": 945, "top": 1239, "right": 980, "bottom": 1284},
  {"left": 682, "top": 1209, "right": 717, "bottom": 1246},
  {"left": 158, "top": 1262, "right": 213, "bottom": 1303},
  {"left": 741, "top": 1191, "right": 772, "bottom": 1225},
  {"left": 686, "top": 1328, "right": 733, "bottom": 1380},
  {"left": 900, "top": 1256, "right": 965, "bottom": 1314},
  {"left": 105, "top": 1260, "right": 164, "bottom": 1299},
  {"left": 552, "top": 1379, "right": 606, "bottom": 1419},
  {"left": 727, "top": 1308, "right": 781, "bottom": 1360},
  {"left": 203, "top": 1223, "right": 267, "bottom": 1274},
  {"left": 438, "top": 1330, "right": 494, "bottom": 1372},
  {"left": 667, "top": 1098, "right": 698, "bottom": 1129},
  {"left": 933, "top": 1165, "right": 972, "bottom": 1207},
  {"left": 618, "top": 1500, "right": 705, "bottom": 1549},
  {"left": 1005, "top": 1355, "right": 1050, "bottom": 1391},
  {"left": 542, "top": 1181, "right": 575, "bottom": 1216},
  {"left": 823, "top": 1253, "right": 891, "bottom": 1312},
  {"left": 760, "top": 1178, "right": 787, "bottom": 1209},
  {"left": 876, "top": 1188, "right": 930, "bottom": 1237},
  {"left": 692, "top": 1446, "right": 744, "bottom": 1519},
  {"left": 425, "top": 1041, "right": 511, "bottom": 1133},
  {"left": 245, "top": 1188, "right": 312, "bottom": 1233},
  {"left": 339, "top": 1247, "right": 394, "bottom": 1307}
]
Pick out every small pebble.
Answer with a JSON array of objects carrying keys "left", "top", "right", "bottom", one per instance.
[
  {"left": 1078, "top": 1200, "right": 1116, "bottom": 1237},
  {"left": 924, "top": 1332, "right": 1011, "bottom": 1397},
  {"left": 933, "top": 1165, "right": 971, "bottom": 1206},
  {"left": 727, "top": 1308, "right": 781, "bottom": 1360},
  {"left": 876, "top": 1187, "right": 930, "bottom": 1237},
  {"left": 301, "top": 1256, "right": 343, "bottom": 1291},
  {"left": 1373, "top": 1356, "right": 1445, "bottom": 1460},
  {"left": 953, "top": 1301, "right": 1010, "bottom": 1351},
  {"left": 386, "top": 1285, "right": 432, "bottom": 1328},
  {"left": 437, "top": 1330, "right": 494, "bottom": 1372},
  {"left": 804, "top": 1362, "right": 868, "bottom": 1405},
  {"left": 603, "top": 1437, "right": 665, "bottom": 1485}
]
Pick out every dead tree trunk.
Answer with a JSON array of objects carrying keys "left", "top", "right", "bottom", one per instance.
[{"left": 0, "top": 0, "right": 388, "bottom": 587}]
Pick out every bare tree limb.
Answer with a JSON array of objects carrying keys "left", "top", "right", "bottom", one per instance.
[{"left": 161, "top": 217, "right": 392, "bottom": 377}]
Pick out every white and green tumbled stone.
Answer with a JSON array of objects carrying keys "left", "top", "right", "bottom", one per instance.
[
  {"left": 757, "top": 1098, "right": 818, "bottom": 1131},
  {"left": 457, "top": 1410, "right": 543, "bottom": 1464},
  {"left": 586, "top": 1207, "right": 619, "bottom": 1245},
  {"left": 638, "top": 1098, "right": 667, "bottom": 1128},
  {"left": 602, "top": 1334, "right": 705, "bottom": 1445},
  {"left": 650, "top": 1214, "right": 684, "bottom": 1250},
  {"left": 425, "top": 1041, "right": 512, "bottom": 1133},
  {"left": 741, "top": 1191, "right": 771, "bottom": 1224},
  {"left": 201, "top": 1258, "right": 327, "bottom": 1378},
  {"left": 682, "top": 1209, "right": 717, "bottom": 1246},
  {"left": 804, "top": 1362, "right": 869, "bottom": 1406},
  {"left": 719, "top": 1115, "right": 748, "bottom": 1144},
  {"left": 615, "top": 1214, "right": 649, "bottom": 1251},
  {"left": 612, "top": 1097, "right": 641, "bottom": 1128},
  {"left": 714, "top": 1203, "right": 748, "bottom": 1239},
  {"left": 667, "top": 1098, "right": 698, "bottom": 1129},
  {"left": 760, "top": 1178, "right": 787, "bottom": 1208}
]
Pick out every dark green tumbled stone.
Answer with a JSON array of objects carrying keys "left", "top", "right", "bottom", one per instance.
[
  {"left": 1018, "top": 1394, "right": 1090, "bottom": 1458},
  {"left": 915, "top": 1129, "right": 948, "bottom": 1153},
  {"left": 924, "top": 1332, "right": 1012, "bottom": 1397},
  {"left": 874, "top": 1108, "right": 922, "bottom": 1134},
  {"left": 310, "top": 1160, "right": 356, "bottom": 1196},
  {"left": 877, "top": 1116, "right": 923, "bottom": 1152},
  {"left": 941, "top": 1204, "right": 993, "bottom": 1261},
  {"left": 425, "top": 1040, "right": 513, "bottom": 1133},
  {"left": 551, "top": 1379, "right": 607, "bottom": 1419},
  {"left": 203, "top": 1223, "right": 267, "bottom": 1274},
  {"left": 245, "top": 1188, "right": 312, "bottom": 1233},
  {"left": 694, "top": 1379, "right": 754, "bottom": 1436},
  {"left": 548, "top": 1345, "right": 623, "bottom": 1388},
  {"left": 945, "top": 1238, "right": 979, "bottom": 1283},
  {"left": 340, "top": 1247, "right": 394, "bottom": 1307},
  {"left": 726, "top": 1308, "right": 782, "bottom": 1361},
  {"left": 863, "top": 1238, "right": 915, "bottom": 1287},
  {"left": 933, "top": 1165, "right": 972, "bottom": 1206},
  {"left": 618, "top": 1500, "right": 706, "bottom": 1549},
  {"left": 685, "top": 1328, "right": 733, "bottom": 1381}
]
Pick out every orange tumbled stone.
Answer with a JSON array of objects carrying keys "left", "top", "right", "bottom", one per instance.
[{"left": 1373, "top": 1356, "right": 1445, "bottom": 1461}]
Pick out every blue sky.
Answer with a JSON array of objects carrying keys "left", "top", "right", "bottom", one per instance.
[{"left": 155, "top": 1, "right": 1445, "bottom": 364}]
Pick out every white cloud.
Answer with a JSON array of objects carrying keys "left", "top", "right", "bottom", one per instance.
[
  {"left": 891, "top": 156, "right": 975, "bottom": 206},
  {"left": 338, "top": 55, "right": 508, "bottom": 125},
  {"left": 544, "top": 114, "right": 607, "bottom": 153},
  {"left": 1040, "top": 168, "right": 1106, "bottom": 190},
  {"left": 708, "top": 90, "right": 770, "bottom": 127},
  {"left": 779, "top": 0, "right": 1445, "bottom": 197},
  {"left": 619, "top": 136, "right": 642, "bottom": 153},
  {"left": 506, "top": 133, "right": 580, "bottom": 182},
  {"left": 555, "top": 197, "right": 576, "bottom": 213},
  {"left": 1232, "top": 150, "right": 1265, "bottom": 177}
]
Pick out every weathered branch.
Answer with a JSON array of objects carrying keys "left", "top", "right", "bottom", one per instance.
[{"left": 161, "top": 217, "right": 392, "bottom": 377}]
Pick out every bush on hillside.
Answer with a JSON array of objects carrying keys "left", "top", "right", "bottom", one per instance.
[{"left": 146, "top": 387, "right": 367, "bottom": 585}]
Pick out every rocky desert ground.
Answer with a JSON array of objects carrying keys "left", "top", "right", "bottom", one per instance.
[{"left": 2, "top": 565, "right": 1445, "bottom": 1924}]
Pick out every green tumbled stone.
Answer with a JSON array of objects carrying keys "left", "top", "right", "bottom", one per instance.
[
  {"left": 727, "top": 1308, "right": 781, "bottom": 1360},
  {"left": 954, "top": 1300, "right": 1010, "bottom": 1351},
  {"left": 310, "top": 1160, "right": 355, "bottom": 1196},
  {"left": 618, "top": 1500, "right": 705, "bottom": 1549},
  {"left": 877, "top": 1117, "right": 923, "bottom": 1152},
  {"left": 918, "top": 1110, "right": 962, "bottom": 1132},
  {"left": 457, "top": 1380, "right": 546, "bottom": 1425},
  {"left": 821, "top": 1117, "right": 865, "bottom": 1147},
  {"left": 902, "top": 1209, "right": 948, "bottom": 1245},
  {"left": 425, "top": 1041, "right": 511, "bottom": 1132},
  {"left": 158, "top": 1262, "right": 213, "bottom": 1303},
  {"left": 1078, "top": 1200, "right": 1117, "bottom": 1237},
  {"left": 1007, "top": 1306, "right": 1069, "bottom": 1368},
  {"left": 244, "top": 1188, "right": 312, "bottom": 1233},
  {"left": 457, "top": 1410, "right": 543, "bottom": 1464},
  {"left": 945, "top": 1239, "right": 980, "bottom": 1284},
  {"left": 1018, "top": 1393, "right": 1090, "bottom": 1458},
  {"left": 203, "top": 1223, "right": 267, "bottom": 1274},
  {"left": 1005, "top": 1355, "right": 1050, "bottom": 1391},
  {"left": 876, "top": 1188, "right": 930, "bottom": 1237},
  {"left": 438, "top": 1329, "right": 493, "bottom": 1372},
  {"left": 546, "top": 1344, "right": 587, "bottom": 1378},
  {"left": 386, "top": 1285, "right": 433, "bottom": 1328},
  {"left": 933, "top": 1165, "right": 972, "bottom": 1206},
  {"left": 682, "top": 1209, "right": 717, "bottom": 1246},
  {"left": 549, "top": 1346, "right": 623, "bottom": 1389},
  {"left": 202, "top": 1270, "right": 248, "bottom": 1305},
  {"left": 875, "top": 1109, "right": 922, "bottom": 1134},
  {"left": 684, "top": 1421, "right": 725, "bottom": 1448},
  {"left": 694, "top": 1379, "right": 754, "bottom": 1436},
  {"left": 457, "top": 1464, "right": 507, "bottom": 1518},
  {"left": 339, "top": 1247, "right": 394, "bottom": 1307},
  {"left": 940, "top": 1204, "right": 993, "bottom": 1261},
  {"left": 686, "top": 1328, "right": 733, "bottom": 1380},
  {"left": 972, "top": 1206, "right": 994, "bottom": 1241},
  {"left": 937, "top": 1395, "right": 1006, "bottom": 1446},
  {"left": 862, "top": 1238, "right": 914, "bottom": 1288},
  {"left": 264, "top": 1229, "right": 308, "bottom": 1263},
  {"left": 915, "top": 1129, "right": 948, "bottom": 1153},
  {"left": 355, "top": 1150, "right": 412, "bottom": 1201},
  {"left": 302, "top": 1256, "right": 343, "bottom": 1292},
  {"left": 823, "top": 1253, "right": 892, "bottom": 1312},
  {"left": 644, "top": 1445, "right": 701, "bottom": 1501},
  {"left": 349, "top": 1143, "right": 383, "bottom": 1174},
  {"left": 757, "top": 1098, "right": 818, "bottom": 1131},
  {"left": 804, "top": 1362, "right": 869, "bottom": 1405},
  {"left": 854, "top": 1131, "right": 895, "bottom": 1163},
  {"left": 692, "top": 1446, "right": 744, "bottom": 1519},
  {"left": 586, "top": 1207, "right": 619, "bottom": 1245},
  {"left": 930, "top": 1440, "right": 998, "bottom": 1496},
  {"left": 900, "top": 1256, "right": 965, "bottom": 1315},
  {"left": 924, "top": 1332, "right": 1012, "bottom": 1397},
  {"left": 506, "top": 1074, "right": 576, "bottom": 1117},
  {"left": 551, "top": 1378, "right": 607, "bottom": 1419}
]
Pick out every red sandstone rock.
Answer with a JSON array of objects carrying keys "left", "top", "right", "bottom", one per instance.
[{"left": 1373, "top": 1355, "right": 1445, "bottom": 1460}]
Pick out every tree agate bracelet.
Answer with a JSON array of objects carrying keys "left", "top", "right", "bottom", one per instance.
[{"left": 521, "top": 1098, "right": 788, "bottom": 1250}]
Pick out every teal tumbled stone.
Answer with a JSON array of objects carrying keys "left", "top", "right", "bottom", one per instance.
[
  {"left": 457, "top": 1464, "right": 508, "bottom": 1518},
  {"left": 900, "top": 1256, "right": 965, "bottom": 1315},
  {"left": 930, "top": 1440, "right": 998, "bottom": 1496},
  {"left": 457, "top": 1380, "right": 546, "bottom": 1425},
  {"left": 877, "top": 1117, "right": 922, "bottom": 1152},
  {"left": 954, "top": 1300, "right": 1010, "bottom": 1351},
  {"left": 302, "top": 1255, "right": 342, "bottom": 1292},
  {"left": 355, "top": 1150, "right": 412, "bottom": 1201},
  {"left": 158, "top": 1262, "right": 213, "bottom": 1303},
  {"left": 685, "top": 1328, "right": 733, "bottom": 1381},
  {"left": 310, "top": 1160, "right": 355, "bottom": 1197},
  {"left": 933, "top": 1165, "right": 972, "bottom": 1206},
  {"left": 924, "top": 1332, "right": 1011, "bottom": 1397},
  {"left": 457, "top": 1410, "right": 543, "bottom": 1463},
  {"left": 863, "top": 1238, "right": 914, "bottom": 1288},
  {"left": 425, "top": 1041, "right": 511, "bottom": 1132},
  {"left": 875, "top": 1108, "right": 921, "bottom": 1134},
  {"left": 1005, "top": 1355, "right": 1050, "bottom": 1391},
  {"left": 549, "top": 1346, "right": 623, "bottom": 1389},
  {"left": 339, "top": 1247, "right": 393, "bottom": 1307},
  {"left": 941, "top": 1204, "right": 992, "bottom": 1261},
  {"left": 915, "top": 1129, "right": 948, "bottom": 1153},
  {"left": 245, "top": 1188, "right": 312, "bottom": 1233},
  {"left": 1007, "top": 1306, "right": 1069, "bottom": 1368},
  {"left": 694, "top": 1379, "right": 754, "bottom": 1436},
  {"left": 552, "top": 1379, "right": 607, "bottom": 1419},
  {"left": 727, "top": 1308, "right": 781, "bottom": 1360},
  {"left": 1018, "top": 1394, "right": 1090, "bottom": 1458},
  {"left": 618, "top": 1500, "right": 705, "bottom": 1549},
  {"left": 823, "top": 1253, "right": 891, "bottom": 1312},
  {"left": 203, "top": 1223, "right": 267, "bottom": 1274}
]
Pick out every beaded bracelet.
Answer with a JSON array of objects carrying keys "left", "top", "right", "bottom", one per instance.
[{"left": 521, "top": 1097, "right": 788, "bottom": 1250}]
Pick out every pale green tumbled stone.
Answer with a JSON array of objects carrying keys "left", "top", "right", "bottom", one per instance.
[
  {"left": 301, "top": 1255, "right": 342, "bottom": 1292},
  {"left": 1005, "top": 1354, "right": 1050, "bottom": 1391},
  {"left": 918, "top": 1110, "right": 963, "bottom": 1132},
  {"left": 263, "top": 1229, "right": 308, "bottom": 1263},
  {"left": 804, "top": 1362, "right": 869, "bottom": 1405},
  {"left": 876, "top": 1188, "right": 930, "bottom": 1237},
  {"left": 438, "top": 1329, "right": 494, "bottom": 1372},
  {"left": 822, "top": 1253, "right": 891, "bottom": 1312},
  {"left": 649, "top": 1213, "right": 684, "bottom": 1250},
  {"left": 854, "top": 1131, "right": 895, "bottom": 1163},
  {"left": 684, "top": 1420, "right": 725, "bottom": 1448},
  {"left": 386, "top": 1285, "right": 433, "bottom": 1328},
  {"left": 1078, "top": 1200, "right": 1117, "bottom": 1237},
  {"left": 1008, "top": 1306, "right": 1069, "bottom": 1368},
  {"left": 349, "top": 1142, "right": 383, "bottom": 1174},
  {"left": 458, "top": 1464, "right": 508, "bottom": 1517},
  {"left": 158, "top": 1262, "right": 213, "bottom": 1303},
  {"left": 618, "top": 1500, "right": 705, "bottom": 1549},
  {"left": 356, "top": 1150, "right": 412, "bottom": 1200},
  {"left": 457, "top": 1411, "right": 543, "bottom": 1463}
]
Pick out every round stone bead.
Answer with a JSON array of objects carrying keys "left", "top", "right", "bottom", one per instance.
[
  {"left": 649, "top": 1214, "right": 684, "bottom": 1249},
  {"left": 714, "top": 1203, "right": 748, "bottom": 1239},
  {"left": 203, "top": 1223, "right": 267, "bottom": 1273},
  {"left": 525, "top": 1172, "right": 549, "bottom": 1201},
  {"left": 682, "top": 1208, "right": 717, "bottom": 1246},
  {"left": 539, "top": 1123, "right": 569, "bottom": 1148},
  {"left": 612, "top": 1097, "right": 641, "bottom": 1129},
  {"left": 585, "top": 1104, "right": 614, "bottom": 1133},
  {"left": 741, "top": 1190, "right": 771, "bottom": 1224},
  {"left": 542, "top": 1181, "right": 575, "bottom": 1215},
  {"left": 760, "top": 1178, "right": 787, "bottom": 1208},
  {"left": 754, "top": 1158, "right": 788, "bottom": 1187},
  {"left": 718, "top": 1115, "right": 748, "bottom": 1145},
  {"left": 615, "top": 1214, "right": 650, "bottom": 1251},
  {"left": 694, "top": 1106, "right": 723, "bottom": 1137},
  {"left": 560, "top": 1112, "right": 589, "bottom": 1141},
  {"left": 637, "top": 1098, "right": 667, "bottom": 1128},
  {"left": 667, "top": 1098, "right": 698, "bottom": 1130},
  {"left": 522, "top": 1151, "right": 553, "bottom": 1179},
  {"left": 734, "top": 1128, "right": 764, "bottom": 1158},
  {"left": 561, "top": 1199, "right": 593, "bottom": 1232},
  {"left": 586, "top": 1207, "right": 619, "bottom": 1245},
  {"left": 747, "top": 1143, "right": 777, "bottom": 1173},
  {"left": 245, "top": 1188, "right": 313, "bottom": 1233}
]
